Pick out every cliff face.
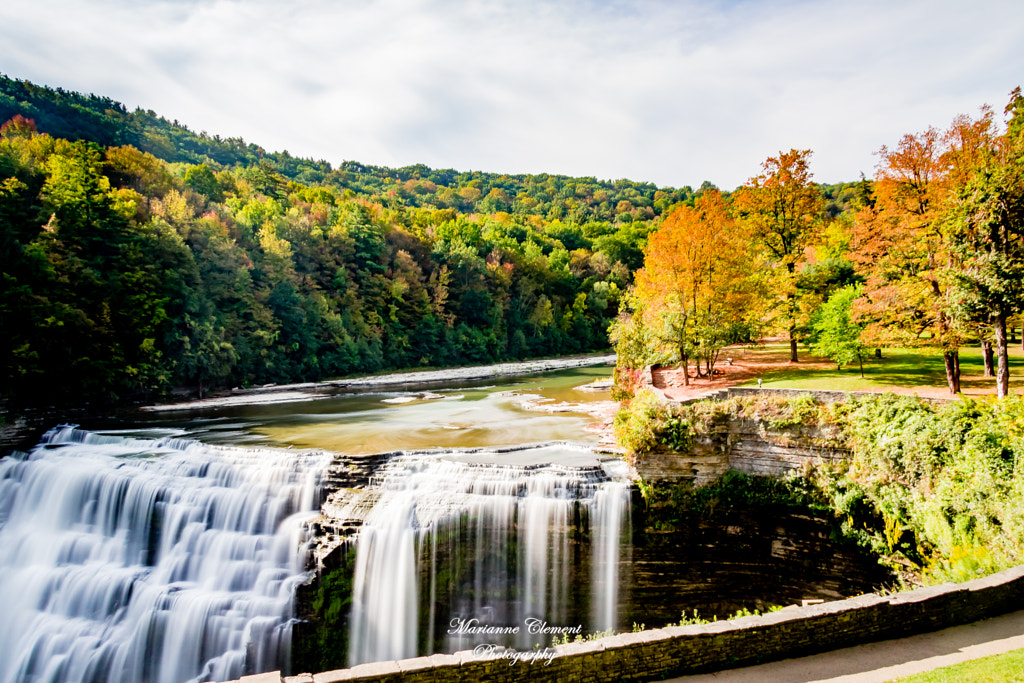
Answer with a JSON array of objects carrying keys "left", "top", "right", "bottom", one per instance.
[
  {"left": 636, "top": 416, "right": 850, "bottom": 486},
  {"left": 622, "top": 389, "right": 894, "bottom": 626},
  {"left": 633, "top": 388, "right": 854, "bottom": 486},
  {"left": 292, "top": 451, "right": 392, "bottom": 674},
  {"left": 626, "top": 490, "right": 892, "bottom": 627}
]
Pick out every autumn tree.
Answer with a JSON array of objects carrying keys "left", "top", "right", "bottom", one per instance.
[
  {"left": 734, "top": 149, "right": 823, "bottom": 362},
  {"left": 945, "top": 91, "right": 1024, "bottom": 398},
  {"left": 632, "top": 191, "right": 758, "bottom": 383},
  {"left": 851, "top": 103, "right": 1020, "bottom": 395},
  {"left": 850, "top": 123, "right": 968, "bottom": 392}
]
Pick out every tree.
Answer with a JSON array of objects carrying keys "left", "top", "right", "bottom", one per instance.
[
  {"left": 811, "top": 285, "right": 869, "bottom": 377},
  {"left": 178, "top": 320, "right": 237, "bottom": 398},
  {"left": 633, "top": 191, "right": 757, "bottom": 383},
  {"left": 945, "top": 91, "right": 1024, "bottom": 398},
  {"left": 851, "top": 126, "right": 966, "bottom": 393},
  {"left": 184, "top": 163, "right": 223, "bottom": 202},
  {"left": 734, "top": 149, "right": 823, "bottom": 362}
]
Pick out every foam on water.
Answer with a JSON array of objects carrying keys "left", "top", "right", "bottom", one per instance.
[
  {"left": 0, "top": 426, "right": 328, "bottom": 683},
  {"left": 347, "top": 446, "right": 631, "bottom": 665}
]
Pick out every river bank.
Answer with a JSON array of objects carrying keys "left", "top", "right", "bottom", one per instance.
[
  {"left": 140, "top": 353, "right": 617, "bottom": 412},
  {"left": 0, "top": 354, "right": 617, "bottom": 452}
]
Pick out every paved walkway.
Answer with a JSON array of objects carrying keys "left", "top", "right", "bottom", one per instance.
[{"left": 667, "top": 610, "right": 1024, "bottom": 682}]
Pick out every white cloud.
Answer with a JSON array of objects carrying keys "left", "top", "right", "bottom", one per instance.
[{"left": 2, "top": 0, "right": 1022, "bottom": 189}]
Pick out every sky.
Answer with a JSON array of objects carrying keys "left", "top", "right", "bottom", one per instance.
[{"left": 1, "top": 0, "right": 1022, "bottom": 190}]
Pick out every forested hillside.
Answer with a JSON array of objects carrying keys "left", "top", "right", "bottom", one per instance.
[
  {"left": 0, "top": 76, "right": 656, "bottom": 407},
  {"left": 0, "top": 75, "right": 863, "bottom": 408},
  {"left": 0, "top": 75, "right": 697, "bottom": 223}
]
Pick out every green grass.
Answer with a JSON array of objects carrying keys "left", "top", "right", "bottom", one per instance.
[
  {"left": 888, "top": 647, "right": 1024, "bottom": 682},
  {"left": 735, "top": 342, "right": 1024, "bottom": 396}
]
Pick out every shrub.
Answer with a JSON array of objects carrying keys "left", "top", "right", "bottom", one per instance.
[{"left": 614, "top": 389, "right": 666, "bottom": 460}]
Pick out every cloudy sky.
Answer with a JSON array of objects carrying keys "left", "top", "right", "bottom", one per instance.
[{"left": 2, "top": 0, "right": 1022, "bottom": 189}]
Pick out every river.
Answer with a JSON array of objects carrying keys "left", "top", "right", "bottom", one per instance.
[
  {"left": 124, "top": 364, "right": 616, "bottom": 453},
  {"left": 0, "top": 362, "right": 894, "bottom": 682},
  {"left": 0, "top": 364, "right": 626, "bottom": 682}
]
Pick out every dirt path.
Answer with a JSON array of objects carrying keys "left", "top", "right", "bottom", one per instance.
[
  {"left": 648, "top": 341, "right": 995, "bottom": 402},
  {"left": 649, "top": 342, "right": 837, "bottom": 401}
]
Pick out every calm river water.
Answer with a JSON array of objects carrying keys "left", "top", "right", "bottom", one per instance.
[{"left": 112, "top": 365, "right": 615, "bottom": 453}]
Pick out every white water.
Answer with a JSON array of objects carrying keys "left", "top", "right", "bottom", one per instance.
[
  {"left": 0, "top": 426, "right": 327, "bottom": 683},
  {"left": 347, "top": 446, "right": 631, "bottom": 665}
]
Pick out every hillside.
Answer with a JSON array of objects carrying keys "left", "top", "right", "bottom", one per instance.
[{"left": 0, "top": 75, "right": 862, "bottom": 408}]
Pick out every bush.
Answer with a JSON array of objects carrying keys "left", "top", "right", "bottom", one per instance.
[
  {"left": 837, "top": 395, "right": 1024, "bottom": 582},
  {"left": 614, "top": 389, "right": 666, "bottom": 460},
  {"left": 617, "top": 390, "right": 1024, "bottom": 584}
]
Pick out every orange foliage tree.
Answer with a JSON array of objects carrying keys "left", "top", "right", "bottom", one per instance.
[
  {"left": 851, "top": 109, "right": 1001, "bottom": 394},
  {"left": 944, "top": 93, "right": 1024, "bottom": 397},
  {"left": 632, "top": 191, "right": 759, "bottom": 383},
  {"left": 734, "top": 149, "right": 823, "bottom": 362}
]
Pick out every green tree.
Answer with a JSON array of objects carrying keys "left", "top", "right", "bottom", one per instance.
[
  {"left": 811, "top": 285, "right": 868, "bottom": 376},
  {"left": 184, "top": 163, "right": 223, "bottom": 202},
  {"left": 178, "top": 320, "right": 237, "bottom": 398},
  {"left": 945, "top": 90, "right": 1024, "bottom": 398}
]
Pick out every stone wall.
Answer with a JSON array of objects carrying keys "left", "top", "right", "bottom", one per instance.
[
  {"left": 722, "top": 387, "right": 862, "bottom": 404},
  {"left": 233, "top": 564, "right": 1024, "bottom": 683}
]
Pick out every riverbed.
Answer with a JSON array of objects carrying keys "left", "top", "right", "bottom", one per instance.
[{"left": 107, "top": 363, "right": 618, "bottom": 453}]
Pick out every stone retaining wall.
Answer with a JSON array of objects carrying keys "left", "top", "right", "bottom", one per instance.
[{"left": 234, "top": 564, "right": 1024, "bottom": 683}]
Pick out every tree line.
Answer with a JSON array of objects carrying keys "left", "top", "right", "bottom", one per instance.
[
  {"left": 0, "top": 111, "right": 644, "bottom": 406},
  {"left": 0, "top": 75, "right": 858, "bottom": 410},
  {"left": 0, "top": 74, "right": 702, "bottom": 226},
  {"left": 615, "top": 89, "right": 1024, "bottom": 398},
  {"left": 4, "top": 73, "right": 991, "bottom": 410}
]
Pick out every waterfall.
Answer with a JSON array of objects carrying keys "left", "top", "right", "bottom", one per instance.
[
  {"left": 0, "top": 426, "right": 327, "bottom": 683},
  {"left": 347, "top": 446, "right": 631, "bottom": 666}
]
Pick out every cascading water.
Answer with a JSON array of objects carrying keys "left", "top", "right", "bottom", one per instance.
[
  {"left": 346, "top": 445, "right": 631, "bottom": 666},
  {"left": 0, "top": 426, "right": 327, "bottom": 683}
]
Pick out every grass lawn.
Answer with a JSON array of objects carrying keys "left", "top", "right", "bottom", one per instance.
[
  {"left": 733, "top": 340, "right": 1024, "bottom": 398},
  {"left": 888, "top": 647, "right": 1024, "bottom": 682}
]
